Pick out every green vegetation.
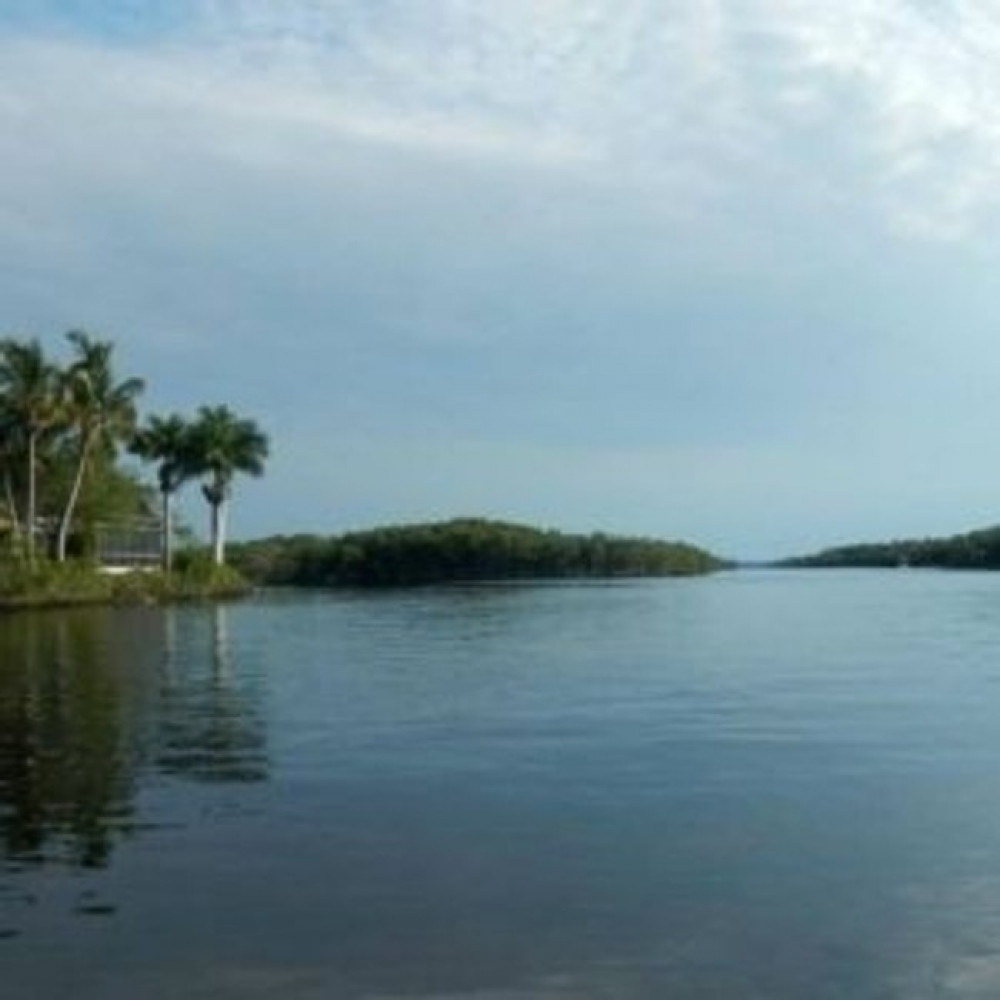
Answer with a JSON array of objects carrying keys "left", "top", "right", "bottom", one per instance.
[
  {"left": 184, "top": 406, "right": 269, "bottom": 566},
  {"left": 778, "top": 524, "right": 1000, "bottom": 569},
  {"left": 1, "top": 332, "right": 721, "bottom": 600},
  {"left": 229, "top": 517, "right": 727, "bottom": 587},
  {"left": 0, "top": 558, "right": 250, "bottom": 610},
  {"left": 0, "top": 330, "right": 269, "bottom": 606},
  {"left": 54, "top": 332, "right": 146, "bottom": 563},
  {"left": 129, "top": 413, "right": 191, "bottom": 573},
  {"left": 130, "top": 405, "right": 269, "bottom": 569}
]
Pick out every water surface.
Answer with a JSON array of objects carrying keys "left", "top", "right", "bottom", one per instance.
[{"left": 4, "top": 571, "right": 1000, "bottom": 998}]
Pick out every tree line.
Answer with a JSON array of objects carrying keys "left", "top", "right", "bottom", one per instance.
[
  {"left": 229, "top": 517, "right": 727, "bottom": 586},
  {"left": 0, "top": 332, "right": 268, "bottom": 568},
  {"left": 777, "top": 524, "right": 1000, "bottom": 569}
]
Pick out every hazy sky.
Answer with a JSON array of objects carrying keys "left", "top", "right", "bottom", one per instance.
[{"left": 3, "top": 1, "right": 1000, "bottom": 558}]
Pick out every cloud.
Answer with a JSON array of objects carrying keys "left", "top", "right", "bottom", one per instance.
[
  {"left": 183, "top": 0, "right": 755, "bottom": 195},
  {"left": 4, "top": 3, "right": 1000, "bottom": 551},
  {"left": 757, "top": 1, "right": 1000, "bottom": 237},
  {"left": 9, "top": 2, "right": 1000, "bottom": 238},
  {"left": 164, "top": 0, "right": 1000, "bottom": 238}
]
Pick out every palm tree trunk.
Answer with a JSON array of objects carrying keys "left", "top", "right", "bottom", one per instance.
[
  {"left": 162, "top": 489, "right": 173, "bottom": 574},
  {"left": 56, "top": 435, "right": 92, "bottom": 563},
  {"left": 26, "top": 431, "right": 37, "bottom": 564},
  {"left": 3, "top": 470, "right": 22, "bottom": 546},
  {"left": 211, "top": 498, "right": 228, "bottom": 565}
]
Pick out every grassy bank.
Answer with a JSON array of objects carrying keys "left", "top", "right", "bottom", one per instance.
[{"left": 0, "top": 558, "right": 251, "bottom": 610}]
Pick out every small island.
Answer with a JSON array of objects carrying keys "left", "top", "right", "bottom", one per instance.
[
  {"left": 777, "top": 524, "right": 1000, "bottom": 570},
  {"left": 228, "top": 517, "right": 728, "bottom": 587}
]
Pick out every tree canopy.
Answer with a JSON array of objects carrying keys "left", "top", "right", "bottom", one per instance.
[
  {"left": 778, "top": 524, "right": 1000, "bottom": 569},
  {"left": 186, "top": 406, "right": 269, "bottom": 566},
  {"left": 229, "top": 517, "right": 728, "bottom": 587},
  {"left": 0, "top": 331, "right": 269, "bottom": 567}
]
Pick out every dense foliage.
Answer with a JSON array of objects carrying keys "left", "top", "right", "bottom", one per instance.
[
  {"left": 0, "top": 333, "right": 148, "bottom": 562},
  {"left": 131, "top": 404, "right": 269, "bottom": 568},
  {"left": 229, "top": 518, "right": 727, "bottom": 586},
  {"left": 0, "top": 558, "right": 251, "bottom": 609},
  {"left": 0, "top": 331, "right": 268, "bottom": 569},
  {"left": 779, "top": 524, "right": 1000, "bottom": 569}
]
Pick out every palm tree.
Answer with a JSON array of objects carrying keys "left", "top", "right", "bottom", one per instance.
[
  {"left": 187, "top": 406, "right": 269, "bottom": 566},
  {"left": 54, "top": 332, "right": 145, "bottom": 563},
  {"left": 130, "top": 413, "right": 193, "bottom": 573},
  {"left": 0, "top": 413, "right": 24, "bottom": 550},
  {"left": 0, "top": 338, "right": 63, "bottom": 562}
]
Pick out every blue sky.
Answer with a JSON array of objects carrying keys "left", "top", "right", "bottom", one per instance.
[{"left": 3, "top": 1, "right": 1000, "bottom": 559}]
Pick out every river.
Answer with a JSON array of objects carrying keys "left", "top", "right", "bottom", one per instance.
[{"left": 4, "top": 570, "right": 1000, "bottom": 998}]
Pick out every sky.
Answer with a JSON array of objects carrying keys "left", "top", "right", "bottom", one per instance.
[{"left": 3, "top": 1, "right": 1000, "bottom": 559}]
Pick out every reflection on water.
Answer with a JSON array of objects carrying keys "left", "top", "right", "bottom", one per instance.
[
  {"left": 0, "top": 605, "right": 268, "bottom": 871},
  {"left": 8, "top": 576, "right": 1000, "bottom": 998},
  {"left": 0, "top": 611, "right": 140, "bottom": 869},
  {"left": 157, "top": 606, "right": 268, "bottom": 784}
]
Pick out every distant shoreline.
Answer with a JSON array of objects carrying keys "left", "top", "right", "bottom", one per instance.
[
  {"left": 774, "top": 523, "right": 1000, "bottom": 570},
  {"left": 227, "top": 517, "right": 730, "bottom": 588}
]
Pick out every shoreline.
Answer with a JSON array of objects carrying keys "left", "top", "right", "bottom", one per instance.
[{"left": 0, "top": 561, "right": 252, "bottom": 612}]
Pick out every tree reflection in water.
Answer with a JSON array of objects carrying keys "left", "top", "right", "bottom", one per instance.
[
  {"left": 0, "top": 604, "right": 268, "bottom": 872},
  {"left": 156, "top": 605, "right": 269, "bottom": 784}
]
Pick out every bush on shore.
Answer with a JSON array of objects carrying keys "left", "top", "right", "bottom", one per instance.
[{"left": 0, "top": 555, "right": 251, "bottom": 609}]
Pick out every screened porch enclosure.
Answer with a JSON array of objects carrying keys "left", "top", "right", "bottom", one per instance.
[{"left": 93, "top": 518, "right": 162, "bottom": 569}]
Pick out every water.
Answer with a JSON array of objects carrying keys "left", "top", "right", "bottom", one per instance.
[{"left": 3, "top": 570, "right": 1000, "bottom": 998}]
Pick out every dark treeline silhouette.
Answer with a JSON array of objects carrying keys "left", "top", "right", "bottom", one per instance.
[
  {"left": 778, "top": 524, "right": 1000, "bottom": 569},
  {"left": 229, "top": 517, "right": 727, "bottom": 586}
]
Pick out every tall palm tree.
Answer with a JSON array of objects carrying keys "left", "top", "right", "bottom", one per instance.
[
  {"left": 0, "top": 338, "right": 63, "bottom": 562},
  {"left": 54, "top": 332, "right": 145, "bottom": 562},
  {"left": 130, "top": 413, "right": 193, "bottom": 573},
  {"left": 0, "top": 412, "right": 24, "bottom": 549},
  {"left": 187, "top": 406, "right": 269, "bottom": 566}
]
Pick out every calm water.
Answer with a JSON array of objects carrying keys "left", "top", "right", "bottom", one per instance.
[{"left": 4, "top": 570, "right": 1000, "bottom": 998}]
